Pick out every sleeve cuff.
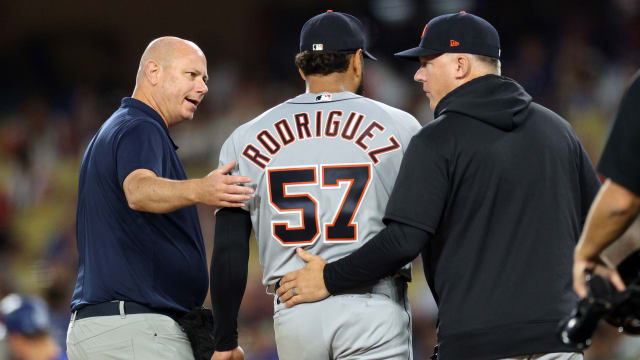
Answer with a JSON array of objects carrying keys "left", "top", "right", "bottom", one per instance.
[
  {"left": 323, "top": 262, "right": 340, "bottom": 295},
  {"left": 215, "top": 337, "right": 239, "bottom": 352}
]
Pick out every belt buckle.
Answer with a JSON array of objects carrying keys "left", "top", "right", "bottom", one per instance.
[
  {"left": 266, "top": 280, "right": 283, "bottom": 304},
  {"left": 265, "top": 279, "right": 281, "bottom": 296}
]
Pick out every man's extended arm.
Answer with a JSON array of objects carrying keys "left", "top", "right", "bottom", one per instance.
[
  {"left": 210, "top": 207, "right": 252, "bottom": 354},
  {"left": 324, "top": 221, "right": 430, "bottom": 293},
  {"left": 573, "top": 179, "right": 640, "bottom": 297},
  {"left": 277, "top": 220, "right": 429, "bottom": 306},
  {"left": 123, "top": 160, "right": 253, "bottom": 213}
]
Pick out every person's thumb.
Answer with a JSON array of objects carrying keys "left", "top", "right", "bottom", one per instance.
[
  {"left": 296, "top": 247, "right": 314, "bottom": 262},
  {"left": 218, "top": 159, "right": 237, "bottom": 174}
]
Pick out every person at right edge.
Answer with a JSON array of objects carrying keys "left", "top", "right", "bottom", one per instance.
[
  {"left": 573, "top": 70, "right": 640, "bottom": 298},
  {"left": 276, "top": 12, "right": 600, "bottom": 360}
]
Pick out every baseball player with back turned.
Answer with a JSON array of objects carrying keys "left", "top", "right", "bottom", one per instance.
[{"left": 209, "top": 10, "right": 421, "bottom": 360}]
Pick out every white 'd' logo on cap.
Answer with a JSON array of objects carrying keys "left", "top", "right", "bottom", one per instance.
[{"left": 312, "top": 44, "right": 323, "bottom": 51}]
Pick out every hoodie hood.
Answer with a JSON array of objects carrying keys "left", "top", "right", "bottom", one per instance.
[{"left": 434, "top": 74, "right": 532, "bottom": 131}]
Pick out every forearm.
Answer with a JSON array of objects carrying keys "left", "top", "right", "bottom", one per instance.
[
  {"left": 211, "top": 208, "right": 252, "bottom": 351},
  {"left": 575, "top": 179, "right": 640, "bottom": 261},
  {"left": 123, "top": 169, "right": 201, "bottom": 213},
  {"left": 323, "top": 221, "right": 429, "bottom": 294}
]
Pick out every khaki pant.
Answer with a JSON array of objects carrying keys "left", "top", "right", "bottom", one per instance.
[{"left": 66, "top": 311, "right": 194, "bottom": 360}]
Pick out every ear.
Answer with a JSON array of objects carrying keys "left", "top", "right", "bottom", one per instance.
[
  {"left": 144, "top": 60, "right": 162, "bottom": 85},
  {"left": 454, "top": 54, "right": 471, "bottom": 80},
  {"left": 298, "top": 67, "right": 307, "bottom": 81},
  {"left": 351, "top": 49, "right": 363, "bottom": 77}
]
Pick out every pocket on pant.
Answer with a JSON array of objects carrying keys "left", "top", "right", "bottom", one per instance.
[{"left": 82, "top": 338, "right": 134, "bottom": 359}]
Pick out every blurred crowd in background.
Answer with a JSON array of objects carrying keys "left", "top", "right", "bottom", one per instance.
[{"left": 1, "top": 0, "right": 640, "bottom": 358}]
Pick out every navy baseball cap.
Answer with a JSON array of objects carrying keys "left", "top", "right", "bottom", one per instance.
[
  {"left": 395, "top": 11, "right": 500, "bottom": 60},
  {"left": 300, "top": 10, "right": 377, "bottom": 60},
  {"left": 0, "top": 294, "right": 51, "bottom": 335}
]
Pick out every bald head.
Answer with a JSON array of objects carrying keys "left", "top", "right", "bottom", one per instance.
[
  {"left": 136, "top": 36, "right": 205, "bottom": 83},
  {"left": 132, "top": 36, "right": 209, "bottom": 127}
]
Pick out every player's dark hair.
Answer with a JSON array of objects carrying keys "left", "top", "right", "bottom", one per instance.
[{"left": 295, "top": 51, "right": 353, "bottom": 76}]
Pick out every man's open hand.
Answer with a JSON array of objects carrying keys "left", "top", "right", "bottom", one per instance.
[{"left": 276, "top": 248, "right": 330, "bottom": 307}]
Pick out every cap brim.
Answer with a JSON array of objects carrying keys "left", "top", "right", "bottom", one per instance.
[
  {"left": 394, "top": 46, "right": 443, "bottom": 60},
  {"left": 363, "top": 49, "right": 377, "bottom": 61}
]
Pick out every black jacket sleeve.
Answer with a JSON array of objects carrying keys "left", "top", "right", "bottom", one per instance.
[
  {"left": 210, "top": 208, "right": 252, "bottom": 351},
  {"left": 323, "top": 220, "right": 430, "bottom": 294}
]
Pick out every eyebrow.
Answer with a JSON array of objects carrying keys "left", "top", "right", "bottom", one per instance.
[{"left": 189, "top": 69, "right": 209, "bottom": 83}]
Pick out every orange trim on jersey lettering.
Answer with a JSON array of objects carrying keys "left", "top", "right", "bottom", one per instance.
[
  {"left": 325, "top": 110, "right": 342, "bottom": 137},
  {"left": 294, "top": 112, "right": 312, "bottom": 140},
  {"left": 257, "top": 130, "right": 281, "bottom": 155},
  {"left": 275, "top": 119, "right": 295, "bottom": 146},
  {"left": 315, "top": 110, "right": 323, "bottom": 137},
  {"left": 355, "top": 121, "right": 385, "bottom": 150},
  {"left": 321, "top": 164, "right": 372, "bottom": 242},
  {"left": 242, "top": 144, "right": 271, "bottom": 169},
  {"left": 267, "top": 166, "right": 320, "bottom": 246},
  {"left": 340, "top": 112, "right": 365, "bottom": 141},
  {"left": 368, "top": 136, "right": 401, "bottom": 164}
]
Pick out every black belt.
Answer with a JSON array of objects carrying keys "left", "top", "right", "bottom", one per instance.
[{"left": 74, "top": 301, "right": 183, "bottom": 322}]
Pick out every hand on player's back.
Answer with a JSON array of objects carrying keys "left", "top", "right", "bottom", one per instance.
[
  {"left": 198, "top": 160, "right": 254, "bottom": 208},
  {"left": 276, "top": 248, "right": 330, "bottom": 307}
]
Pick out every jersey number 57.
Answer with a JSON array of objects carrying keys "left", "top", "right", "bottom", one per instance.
[{"left": 267, "top": 164, "right": 372, "bottom": 246}]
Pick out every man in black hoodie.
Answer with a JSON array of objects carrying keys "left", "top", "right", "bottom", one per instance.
[{"left": 275, "top": 12, "right": 600, "bottom": 359}]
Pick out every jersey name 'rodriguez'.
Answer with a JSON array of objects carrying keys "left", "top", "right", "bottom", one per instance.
[{"left": 242, "top": 108, "right": 403, "bottom": 169}]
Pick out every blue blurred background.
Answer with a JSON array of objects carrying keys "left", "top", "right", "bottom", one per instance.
[{"left": 1, "top": 0, "right": 640, "bottom": 358}]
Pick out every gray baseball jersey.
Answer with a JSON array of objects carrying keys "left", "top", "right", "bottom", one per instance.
[{"left": 219, "top": 91, "right": 421, "bottom": 286}]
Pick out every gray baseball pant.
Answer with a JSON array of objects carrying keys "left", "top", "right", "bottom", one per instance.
[
  {"left": 66, "top": 306, "right": 193, "bottom": 360},
  {"left": 273, "top": 276, "right": 412, "bottom": 360}
]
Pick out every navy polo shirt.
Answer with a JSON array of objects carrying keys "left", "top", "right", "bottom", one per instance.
[{"left": 71, "top": 97, "right": 208, "bottom": 316}]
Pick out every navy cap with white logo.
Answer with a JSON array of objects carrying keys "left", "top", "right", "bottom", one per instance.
[
  {"left": 395, "top": 11, "right": 500, "bottom": 60},
  {"left": 300, "top": 10, "right": 377, "bottom": 60},
  {"left": 0, "top": 294, "right": 51, "bottom": 335}
]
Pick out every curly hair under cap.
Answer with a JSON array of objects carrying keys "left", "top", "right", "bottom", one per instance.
[{"left": 295, "top": 51, "right": 354, "bottom": 76}]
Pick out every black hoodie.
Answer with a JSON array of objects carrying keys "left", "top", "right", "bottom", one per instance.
[
  {"left": 381, "top": 75, "right": 601, "bottom": 359},
  {"left": 324, "top": 75, "right": 600, "bottom": 358},
  {"left": 434, "top": 74, "right": 531, "bottom": 131}
]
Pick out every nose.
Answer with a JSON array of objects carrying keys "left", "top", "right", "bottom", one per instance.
[
  {"left": 414, "top": 66, "right": 425, "bottom": 83},
  {"left": 197, "top": 78, "right": 208, "bottom": 95}
]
